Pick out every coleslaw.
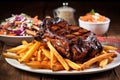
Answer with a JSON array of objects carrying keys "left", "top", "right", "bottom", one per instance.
[
  {"left": 0, "top": 13, "right": 42, "bottom": 36},
  {"left": 80, "top": 9, "right": 107, "bottom": 23}
]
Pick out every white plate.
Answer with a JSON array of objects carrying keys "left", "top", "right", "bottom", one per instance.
[
  {"left": 0, "top": 34, "right": 34, "bottom": 46},
  {"left": 5, "top": 51, "right": 120, "bottom": 75}
]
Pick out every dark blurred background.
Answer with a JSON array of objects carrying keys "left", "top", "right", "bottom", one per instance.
[{"left": 0, "top": 0, "right": 119, "bottom": 26}]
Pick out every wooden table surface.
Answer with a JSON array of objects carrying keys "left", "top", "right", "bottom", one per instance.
[{"left": 0, "top": 1, "right": 120, "bottom": 80}]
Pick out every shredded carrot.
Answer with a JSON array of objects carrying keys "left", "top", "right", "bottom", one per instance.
[
  {"left": 0, "top": 30, "right": 6, "bottom": 34},
  {"left": 80, "top": 12, "right": 107, "bottom": 22},
  {"left": 7, "top": 33, "right": 16, "bottom": 36}
]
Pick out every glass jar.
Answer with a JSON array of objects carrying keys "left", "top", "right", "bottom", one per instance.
[{"left": 53, "top": 2, "right": 76, "bottom": 25}]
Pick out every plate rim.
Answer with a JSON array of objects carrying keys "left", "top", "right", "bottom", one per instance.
[{"left": 0, "top": 34, "right": 33, "bottom": 38}]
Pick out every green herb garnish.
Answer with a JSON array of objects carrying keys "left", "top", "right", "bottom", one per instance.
[
  {"left": 11, "top": 26, "right": 16, "bottom": 29},
  {"left": 90, "top": 9, "right": 95, "bottom": 15},
  {"left": 28, "top": 21, "right": 32, "bottom": 24}
]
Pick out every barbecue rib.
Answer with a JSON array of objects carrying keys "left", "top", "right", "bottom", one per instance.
[{"left": 35, "top": 17, "right": 103, "bottom": 62}]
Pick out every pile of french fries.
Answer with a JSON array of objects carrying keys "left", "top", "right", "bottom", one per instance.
[{"left": 3, "top": 40, "right": 117, "bottom": 71}]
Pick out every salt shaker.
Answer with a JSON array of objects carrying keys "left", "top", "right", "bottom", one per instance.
[{"left": 53, "top": 2, "right": 76, "bottom": 25}]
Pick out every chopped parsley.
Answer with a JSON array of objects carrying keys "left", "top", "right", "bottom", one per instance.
[
  {"left": 90, "top": 9, "right": 95, "bottom": 15},
  {"left": 11, "top": 26, "right": 16, "bottom": 29}
]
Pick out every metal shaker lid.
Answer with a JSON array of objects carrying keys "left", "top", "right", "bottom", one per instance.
[{"left": 55, "top": 2, "right": 75, "bottom": 12}]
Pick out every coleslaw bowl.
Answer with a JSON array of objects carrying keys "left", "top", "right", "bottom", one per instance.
[
  {"left": 0, "top": 35, "right": 34, "bottom": 46},
  {"left": 78, "top": 17, "right": 110, "bottom": 35}
]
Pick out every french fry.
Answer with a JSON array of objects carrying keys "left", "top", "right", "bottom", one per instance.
[
  {"left": 50, "top": 50, "right": 57, "bottom": 70},
  {"left": 30, "top": 57, "right": 36, "bottom": 61},
  {"left": 42, "top": 52, "right": 50, "bottom": 61},
  {"left": 42, "top": 48, "right": 51, "bottom": 59},
  {"left": 37, "top": 50, "right": 42, "bottom": 61},
  {"left": 103, "top": 45, "right": 118, "bottom": 51},
  {"left": 79, "top": 52, "right": 116, "bottom": 70},
  {"left": 33, "top": 51, "right": 38, "bottom": 57},
  {"left": 43, "top": 56, "right": 49, "bottom": 61},
  {"left": 102, "top": 50, "right": 108, "bottom": 54},
  {"left": 99, "top": 59, "right": 109, "bottom": 68},
  {"left": 50, "top": 50, "right": 54, "bottom": 69},
  {"left": 7, "top": 40, "right": 35, "bottom": 53},
  {"left": 47, "top": 41, "right": 70, "bottom": 71},
  {"left": 26, "top": 61, "right": 51, "bottom": 69},
  {"left": 65, "top": 59, "right": 80, "bottom": 70},
  {"left": 17, "top": 43, "right": 33, "bottom": 54},
  {"left": 19, "top": 52, "right": 25, "bottom": 58},
  {"left": 22, "top": 40, "right": 28, "bottom": 45},
  {"left": 108, "top": 56, "right": 114, "bottom": 62},
  {"left": 7, "top": 45, "right": 25, "bottom": 53},
  {"left": 52, "top": 62, "right": 64, "bottom": 71},
  {"left": 101, "top": 50, "right": 114, "bottom": 62},
  {"left": 20, "top": 41, "right": 40, "bottom": 62},
  {"left": 3, "top": 53, "right": 20, "bottom": 59}
]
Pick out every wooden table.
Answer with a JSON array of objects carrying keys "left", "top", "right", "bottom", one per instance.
[{"left": 0, "top": 1, "right": 120, "bottom": 80}]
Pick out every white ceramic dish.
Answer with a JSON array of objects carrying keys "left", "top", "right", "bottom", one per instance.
[
  {"left": 5, "top": 51, "right": 120, "bottom": 75},
  {"left": 78, "top": 17, "right": 110, "bottom": 35},
  {"left": 0, "top": 35, "right": 34, "bottom": 46}
]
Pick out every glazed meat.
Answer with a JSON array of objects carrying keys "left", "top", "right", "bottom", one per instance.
[{"left": 35, "top": 17, "right": 103, "bottom": 62}]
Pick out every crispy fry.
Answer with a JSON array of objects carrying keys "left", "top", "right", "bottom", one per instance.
[
  {"left": 79, "top": 52, "right": 116, "bottom": 70},
  {"left": 101, "top": 50, "right": 114, "bottom": 62},
  {"left": 52, "top": 62, "right": 64, "bottom": 71},
  {"left": 30, "top": 57, "right": 36, "bottom": 61},
  {"left": 3, "top": 53, "right": 20, "bottom": 59},
  {"left": 37, "top": 50, "right": 42, "bottom": 61},
  {"left": 65, "top": 59, "right": 80, "bottom": 70},
  {"left": 102, "top": 50, "right": 108, "bottom": 54},
  {"left": 42, "top": 48, "right": 51, "bottom": 59},
  {"left": 47, "top": 41, "right": 70, "bottom": 71},
  {"left": 33, "top": 51, "right": 38, "bottom": 57},
  {"left": 99, "top": 59, "right": 109, "bottom": 68},
  {"left": 22, "top": 40, "right": 28, "bottom": 45},
  {"left": 7, "top": 45, "right": 25, "bottom": 53},
  {"left": 26, "top": 61, "right": 51, "bottom": 69},
  {"left": 20, "top": 41, "right": 40, "bottom": 62},
  {"left": 43, "top": 56, "right": 49, "bottom": 61},
  {"left": 108, "top": 57, "right": 114, "bottom": 62},
  {"left": 17, "top": 43, "right": 33, "bottom": 54},
  {"left": 50, "top": 50, "right": 57, "bottom": 70},
  {"left": 103, "top": 45, "right": 118, "bottom": 51}
]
